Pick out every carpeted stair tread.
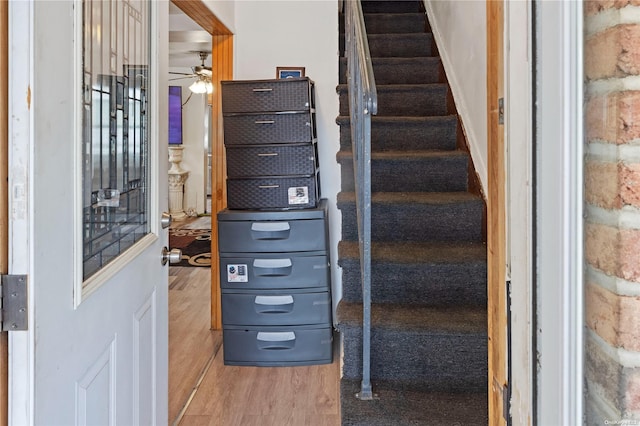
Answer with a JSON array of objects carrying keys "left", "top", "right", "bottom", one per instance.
[
  {"left": 338, "top": 241, "right": 487, "bottom": 306},
  {"left": 338, "top": 83, "right": 448, "bottom": 117},
  {"left": 363, "top": 13, "right": 427, "bottom": 34},
  {"left": 338, "top": 190, "right": 480, "bottom": 205},
  {"left": 340, "top": 379, "right": 488, "bottom": 426},
  {"left": 337, "top": 150, "right": 469, "bottom": 192},
  {"left": 338, "top": 240, "right": 486, "bottom": 265},
  {"left": 337, "top": 115, "right": 458, "bottom": 151},
  {"left": 339, "top": 57, "right": 442, "bottom": 85},
  {"left": 336, "top": 301, "right": 486, "bottom": 334},
  {"left": 337, "top": 148, "right": 467, "bottom": 161},
  {"left": 367, "top": 33, "right": 433, "bottom": 57},
  {"left": 338, "top": 192, "right": 484, "bottom": 242}
]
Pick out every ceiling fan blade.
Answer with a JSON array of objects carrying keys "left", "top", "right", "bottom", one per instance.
[
  {"left": 169, "top": 71, "right": 195, "bottom": 76},
  {"left": 169, "top": 76, "right": 195, "bottom": 81}
]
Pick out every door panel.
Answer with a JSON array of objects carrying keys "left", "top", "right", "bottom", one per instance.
[{"left": 7, "top": 1, "right": 169, "bottom": 424}]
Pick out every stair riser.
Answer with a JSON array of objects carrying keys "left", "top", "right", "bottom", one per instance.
[
  {"left": 339, "top": 58, "right": 442, "bottom": 85},
  {"left": 339, "top": 259, "right": 487, "bottom": 306},
  {"left": 339, "top": 87, "right": 448, "bottom": 117},
  {"left": 338, "top": 201, "right": 484, "bottom": 242},
  {"left": 338, "top": 117, "right": 458, "bottom": 152},
  {"left": 340, "top": 13, "right": 428, "bottom": 34},
  {"left": 338, "top": 156, "right": 468, "bottom": 193},
  {"left": 339, "top": 34, "right": 433, "bottom": 58},
  {"left": 362, "top": 1, "right": 423, "bottom": 14},
  {"left": 340, "top": 326, "right": 487, "bottom": 391}
]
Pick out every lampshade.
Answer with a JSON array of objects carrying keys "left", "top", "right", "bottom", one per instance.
[{"left": 189, "top": 78, "right": 214, "bottom": 94}]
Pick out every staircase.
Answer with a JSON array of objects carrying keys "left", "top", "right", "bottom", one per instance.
[{"left": 335, "top": 1, "right": 488, "bottom": 425}]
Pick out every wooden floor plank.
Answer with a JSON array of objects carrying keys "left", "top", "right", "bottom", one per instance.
[
  {"left": 169, "top": 266, "right": 222, "bottom": 423},
  {"left": 179, "top": 344, "right": 340, "bottom": 426}
]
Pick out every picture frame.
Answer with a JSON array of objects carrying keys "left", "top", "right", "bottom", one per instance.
[{"left": 276, "top": 66, "right": 305, "bottom": 79}]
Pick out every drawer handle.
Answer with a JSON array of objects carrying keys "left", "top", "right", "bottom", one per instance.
[
  {"left": 257, "top": 152, "right": 278, "bottom": 157},
  {"left": 254, "top": 295, "right": 295, "bottom": 314},
  {"left": 256, "top": 332, "right": 296, "bottom": 350},
  {"left": 258, "top": 184, "right": 279, "bottom": 189},
  {"left": 251, "top": 222, "right": 290, "bottom": 232},
  {"left": 254, "top": 295, "right": 294, "bottom": 305},
  {"left": 252, "top": 88, "right": 273, "bottom": 92},
  {"left": 254, "top": 120, "right": 275, "bottom": 124},
  {"left": 253, "top": 258, "right": 293, "bottom": 277},
  {"left": 250, "top": 221, "right": 291, "bottom": 240},
  {"left": 254, "top": 258, "right": 293, "bottom": 268}
]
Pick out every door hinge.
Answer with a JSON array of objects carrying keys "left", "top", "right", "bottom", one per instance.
[
  {"left": 0, "top": 274, "right": 28, "bottom": 331},
  {"left": 498, "top": 97, "right": 504, "bottom": 125}
]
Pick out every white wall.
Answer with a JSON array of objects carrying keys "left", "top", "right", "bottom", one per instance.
[
  {"left": 424, "top": 0, "right": 488, "bottom": 195},
  {"left": 233, "top": 0, "right": 342, "bottom": 305},
  {"left": 203, "top": 0, "right": 235, "bottom": 33}
]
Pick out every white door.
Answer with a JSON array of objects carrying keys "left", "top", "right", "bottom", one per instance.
[{"left": 7, "top": 1, "right": 170, "bottom": 424}]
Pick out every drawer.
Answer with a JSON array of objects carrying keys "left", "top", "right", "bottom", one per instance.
[
  {"left": 223, "top": 325, "right": 333, "bottom": 366},
  {"left": 223, "top": 112, "right": 316, "bottom": 145},
  {"left": 219, "top": 253, "right": 329, "bottom": 290},
  {"left": 221, "top": 78, "right": 314, "bottom": 113},
  {"left": 218, "top": 213, "right": 327, "bottom": 253},
  {"left": 222, "top": 290, "right": 331, "bottom": 326},
  {"left": 225, "top": 143, "right": 318, "bottom": 178},
  {"left": 226, "top": 173, "right": 320, "bottom": 210}
]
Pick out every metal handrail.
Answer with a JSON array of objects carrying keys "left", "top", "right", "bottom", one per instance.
[{"left": 343, "top": 0, "right": 377, "bottom": 401}]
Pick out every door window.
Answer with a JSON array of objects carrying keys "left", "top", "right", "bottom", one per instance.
[{"left": 81, "top": 0, "right": 151, "bottom": 281}]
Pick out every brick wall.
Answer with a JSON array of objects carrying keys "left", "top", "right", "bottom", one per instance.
[{"left": 585, "top": 1, "right": 640, "bottom": 423}]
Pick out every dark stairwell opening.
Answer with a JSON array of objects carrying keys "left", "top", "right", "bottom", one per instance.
[{"left": 335, "top": 1, "right": 488, "bottom": 424}]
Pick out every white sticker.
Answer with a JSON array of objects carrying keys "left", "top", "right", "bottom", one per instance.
[
  {"left": 227, "top": 264, "right": 248, "bottom": 283},
  {"left": 288, "top": 186, "right": 309, "bottom": 205}
]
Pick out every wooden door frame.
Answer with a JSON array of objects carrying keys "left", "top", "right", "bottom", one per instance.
[
  {"left": 487, "top": 1, "right": 506, "bottom": 425},
  {"left": 170, "top": 0, "right": 232, "bottom": 330},
  {"left": 0, "top": 1, "right": 8, "bottom": 424}
]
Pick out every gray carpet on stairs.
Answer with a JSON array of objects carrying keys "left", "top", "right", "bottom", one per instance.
[{"left": 336, "top": 1, "right": 488, "bottom": 424}]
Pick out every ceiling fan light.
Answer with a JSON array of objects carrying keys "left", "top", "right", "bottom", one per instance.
[
  {"left": 205, "top": 81, "right": 213, "bottom": 94},
  {"left": 189, "top": 79, "right": 208, "bottom": 94}
]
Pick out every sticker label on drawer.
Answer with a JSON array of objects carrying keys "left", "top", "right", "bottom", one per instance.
[
  {"left": 288, "top": 186, "right": 309, "bottom": 205},
  {"left": 227, "top": 264, "right": 248, "bottom": 283}
]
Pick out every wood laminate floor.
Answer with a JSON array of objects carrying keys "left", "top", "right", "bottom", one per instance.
[{"left": 169, "top": 216, "right": 340, "bottom": 426}]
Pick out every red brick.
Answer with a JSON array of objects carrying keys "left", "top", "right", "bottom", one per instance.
[
  {"left": 586, "top": 91, "right": 640, "bottom": 144},
  {"left": 586, "top": 282, "right": 620, "bottom": 347},
  {"left": 619, "top": 229, "right": 640, "bottom": 281},
  {"left": 586, "top": 223, "right": 621, "bottom": 276},
  {"left": 585, "top": 0, "right": 640, "bottom": 15},
  {"left": 586, "top": 25, "right": 640, "bottom": 80},
  {"left": 585, "top": 160, "right": 622, "bottom": 209},
  {"left": 620, "top": 163, "right": 640, "bottom": 207}
]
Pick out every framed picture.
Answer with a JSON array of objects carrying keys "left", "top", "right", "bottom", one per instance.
[{"left": 276, "top": 67, "right": 305, "bottom": 79}]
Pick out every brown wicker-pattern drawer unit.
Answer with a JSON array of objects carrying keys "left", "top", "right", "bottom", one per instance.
[
  {"left": 226, "top": 172, "right": 320, "bottom": 210},
  {"left": 221, "top": 77, "right": 320, "bottom": 210},
  {"left": 222, "top": 112, "right": 316, "bottom": 145},
  {"left": 225, "top": 143, "right": 318, "bottom": 178},
  {"left": 221, "top": 78, "right": 315, "bottom": 113}
]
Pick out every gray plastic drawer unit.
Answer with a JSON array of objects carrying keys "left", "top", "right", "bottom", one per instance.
[
  {"left": 221, "top": 290, "right": 331, "bottom": 326},
  {"left": 222, "top": 325, "right": 333, "bottom": 366},
  {"left": 217, "top": 198, "right": 332, "bottom": 366},
  {"left": 217, "top": 199, "right": 328, "bottom": 252},
  {"left": 219, "top": 253, "right": 329, "bottom": 290}
]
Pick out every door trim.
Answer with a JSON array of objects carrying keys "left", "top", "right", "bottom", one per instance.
[
  {"left": 170, "top": 0, "right": 233, "bottom": 330},
  {"left": 487, "top": 1, "right": 506, "bottom": 425}
]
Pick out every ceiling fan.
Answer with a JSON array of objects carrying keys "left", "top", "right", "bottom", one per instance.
[{"left": 169, "top": 51, "right": 213, "bottom": 94}]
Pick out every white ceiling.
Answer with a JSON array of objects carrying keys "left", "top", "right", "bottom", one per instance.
[{"left": 169, "top": 2, "right": 212, "bottom": 71}]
